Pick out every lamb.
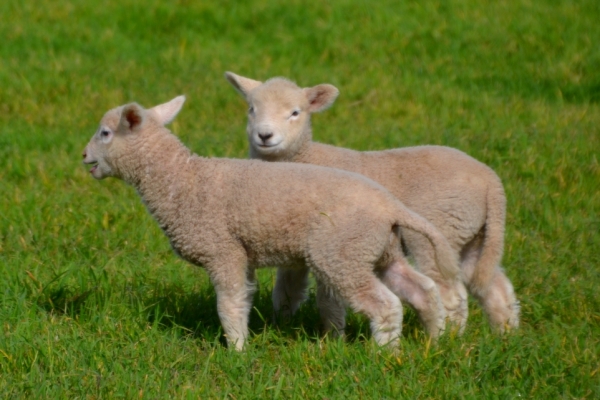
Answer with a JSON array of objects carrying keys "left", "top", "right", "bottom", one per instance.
[
  {"left": 225, "top": 72, "right": 520, "bottom": 333},
  {"left": 82, "top": 96, "right": 460, "bottom": 350}
]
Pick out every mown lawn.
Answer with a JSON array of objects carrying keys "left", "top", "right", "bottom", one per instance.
[{"left": 1, "top": 0, "right": 598, "bottom": 398}]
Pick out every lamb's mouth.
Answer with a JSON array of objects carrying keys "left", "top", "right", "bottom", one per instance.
[
  {"left": 256, "top": 142, "right": 282, "bottom": 150},
  {"left": 84, "top": 160, "right": 99, "bottom": 173}
]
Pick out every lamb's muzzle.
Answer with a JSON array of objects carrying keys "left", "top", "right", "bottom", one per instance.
[{"left": 258, "top": 132, "right": 273, "bottom": 144}]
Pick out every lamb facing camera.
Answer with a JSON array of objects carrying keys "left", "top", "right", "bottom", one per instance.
[
  {"left": 225, "top": 72, "right": 520, "bottom": 333},
  {"left": 82, "top": 96, "right": 457, "bottom": 350}
]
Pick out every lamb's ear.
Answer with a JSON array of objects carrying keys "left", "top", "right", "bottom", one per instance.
[
  {"left": 118, "top": 103, "right": 145, "bottom": 132},
  {"left": 150, "top": 95, "right": 186, "bottom": 126},
  {"left": 304, "top": 84, "right": 339, "bottom": 113},
  {"left": 225, "top": 71, "right": 263, "bottom": 98}
]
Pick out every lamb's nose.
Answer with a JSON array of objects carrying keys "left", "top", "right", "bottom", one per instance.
[
  {"left": 82, "top": 150, "right": 87, "bottom": 159},
  {"left": 258, "top": 132, "right": 273, "bottom": 142}
]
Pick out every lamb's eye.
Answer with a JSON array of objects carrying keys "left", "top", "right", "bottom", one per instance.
[
  {"left": 101, "top": 130, "right": 110, "bottom": 137},
  {"left": 291, "top": 110, "right": 300, "bottom": 117}
]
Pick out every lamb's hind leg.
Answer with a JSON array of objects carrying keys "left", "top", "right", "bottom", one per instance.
[
  {"left": 402, "top": 230, "right": 468, "bottom": 332},
  {"left": 461, "top": 237, "right": 519, "bottom": 333},
  {"left": 315, "top": 268, "right": 402, "bottom": 347},
  {"left": 478, "top": 269, "right": 520, "bottom": 333},
  {"left": 272, "top": 267, "right": 310, "bottom": 320},
  {"left": 379, "top": 258, "right": 447, "bottom": 339}
]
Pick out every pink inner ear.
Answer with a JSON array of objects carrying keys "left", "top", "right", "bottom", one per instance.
[
  {"left": 309, "top": 89, "right": 325, "bottom": 105},
  {"left": 305, "top": 84, "right": 338, "bottom": 112},
  {"left": 125, "top": 107, "right": 142, "bottom": 128},
  {"left": 308, "top": 86, "right": 336, "bottom": 110}
]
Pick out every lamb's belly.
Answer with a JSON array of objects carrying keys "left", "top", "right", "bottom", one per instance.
[
  {"left": 169, "top": 240, "right": 212, "bottom": 267},
  {"left": 239, "top": 228, "right": 308, "bottom": 268},
  {"left": 247, "top": 251, "right": 306, "bottom": 270}
]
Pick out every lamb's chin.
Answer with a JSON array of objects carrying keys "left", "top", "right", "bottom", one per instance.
[
  {"left": 91, "top": 167, "right": 108, "bottom": 180},
  {"left": 254, "top": 143, "right": 283, "bottom": 155}
]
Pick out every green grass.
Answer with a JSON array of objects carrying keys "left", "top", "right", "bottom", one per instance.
[{"left": 1, "top": 0, "right": 599, "bottom": 397}]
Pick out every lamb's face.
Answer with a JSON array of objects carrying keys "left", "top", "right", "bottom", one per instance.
[
  {"left": 246, "top": 79, "right": 310, "bottom": 157},
  {"left": 82, "top": 108, "right": 122, "bottom": 180},
  {"left": 225, "top": 72, "right": 339, "bottom": 160},
  {"left": 82, "top": 97, "right": 186, "bottom": 180}
]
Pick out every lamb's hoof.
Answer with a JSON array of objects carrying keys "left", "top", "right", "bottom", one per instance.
[
  {"left": 492, "top": 300, "right": 521, "bottom": 334},
  {"left": 323, "top": 328, "right": 346, "bottom": 340}
]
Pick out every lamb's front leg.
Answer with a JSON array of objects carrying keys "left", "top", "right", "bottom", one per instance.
[
  {"left": 210, "top": 258, "right": 256, "bottom": 351},
  {"left": 272, "top": 267, "right": 310, "bottom": 320},
  {"left": 316, "top": 280, "right": 347, "bottom": 337}
]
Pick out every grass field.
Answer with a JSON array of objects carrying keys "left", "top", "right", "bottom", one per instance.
[{"left": 1, "top": 0, "right": 599, "bottom": 397}]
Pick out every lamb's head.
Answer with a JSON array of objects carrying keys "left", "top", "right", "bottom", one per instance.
[
  {"left": 225, "top": 72, "right": 339, "bottom": 160},
  {"left": 82, "top": 95, "right": 186, "bottom": 180}
]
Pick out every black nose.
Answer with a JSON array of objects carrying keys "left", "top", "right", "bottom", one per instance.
[
  {"left": 82, "top": 150, "right": 87, "bottom": 159},
  {"left": 258, "top": 132, "right": 273, "bottom": 143}
]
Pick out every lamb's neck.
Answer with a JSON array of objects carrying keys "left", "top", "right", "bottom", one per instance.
[
  {"left": 290, "top": 133, "right": 316, "bottom": 162},
  {"left": 124, "top": 133, "right": 206, "bottom": 225}
]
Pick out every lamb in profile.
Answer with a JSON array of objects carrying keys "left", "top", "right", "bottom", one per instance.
[
  {"left": 225, "top": 72, "right": 520, "bottom": 333},
  {"left": 82, "top": 96, "right": 459, "bottom": 350}
]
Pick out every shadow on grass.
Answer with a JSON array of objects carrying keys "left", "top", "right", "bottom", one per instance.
[
  {"left": 141, "top": 280, "right": 428, "bottom": 346},
  {"left": 140, "top": 281, "right": 329, "bottom": 344},
  {"left": 23, "top": 268, "right": 103, "bottom": 317},
  {"left": 30, "top": 269, "right": 431, "bottom": 347},
  {"left": 37, "top": 284, "right": 98, "bottom": 316}
]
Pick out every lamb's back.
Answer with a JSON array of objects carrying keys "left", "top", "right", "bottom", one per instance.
[{"left": 212, "top": 159, "right": 397, "bottom": 255}]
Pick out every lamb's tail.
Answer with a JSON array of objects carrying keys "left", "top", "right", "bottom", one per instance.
[
  {"left": 469, "top": 179, "right": 507, "bottom": 297},
  {"left": 393, "top": 203, "right": 460, "bottom": 281}
]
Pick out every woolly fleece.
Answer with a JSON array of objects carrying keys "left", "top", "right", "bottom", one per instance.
[
  {"left": 225, "top": 72, "right": 520, "bottom": 333},
  {"left": 82, "top": 96, "right": 457, "bottom": 349}
]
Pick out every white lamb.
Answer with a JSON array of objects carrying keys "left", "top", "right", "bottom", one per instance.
[
  {"left": 225, "top": 72, "right": 520, "bottom": 333},
  {"left": 82, "top": 96, "right": 460, "bottom": 350}
]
